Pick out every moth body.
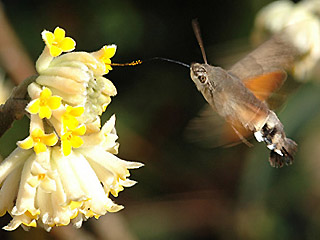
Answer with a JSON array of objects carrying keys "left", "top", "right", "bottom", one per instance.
[{"left": 190, "top": 62, "right": 297, "bottom": 168}]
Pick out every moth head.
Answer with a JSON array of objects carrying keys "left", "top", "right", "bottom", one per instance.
[{"left": 190, "top": 63, "right": 217, "bottom": 92}]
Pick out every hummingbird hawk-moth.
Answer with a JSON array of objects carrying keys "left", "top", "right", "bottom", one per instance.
[{"left": 188, "top": 20, "right": 299, "bottom": 168}]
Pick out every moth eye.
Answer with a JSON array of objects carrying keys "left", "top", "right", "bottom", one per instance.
[{"left": 198, "top": 75, "right": 207, "bottom": 83}]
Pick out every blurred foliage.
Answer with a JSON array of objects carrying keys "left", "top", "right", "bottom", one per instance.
[{"left": 1, "top": 0, "right": 320, "bottom": 239}]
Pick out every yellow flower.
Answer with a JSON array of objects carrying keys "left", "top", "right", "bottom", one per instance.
[
  {"left": 17, "top": 128, "right": 58, "bottom": 154},
  {"left": 81, "top": 115, "right": 119, "bottom": 153},
  {"left": 0, "top": 26, "right": 144, "bottom": 232},
  {"left": 61, "top": 125, "right": 86, "bottom": 156},
  {"left": 0, "top": 124, "right": 143, "bottom": 231},
  {"left": 61, "top": 106, "right": 84, "bottom": 130},
  {"left": 42, "top": 27, "right": 76, "bottom": 57},
  {"left": 97, "top": 45, "right": 117, "bottom": 74},
  {"left": 27, "top": 87, "right": 62, "bottom": 119}
]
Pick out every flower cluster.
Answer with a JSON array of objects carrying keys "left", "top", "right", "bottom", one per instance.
[
  {"left": 252, "top": 0, "right": 320, "bottom": 80},
  {"left": 0, "top": 27, "right": 143, "bottom": 231}
]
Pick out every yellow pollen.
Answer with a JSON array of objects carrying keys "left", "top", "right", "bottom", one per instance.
[
  {"left": 65, "top": 132, "right": 72, "bottom": 140},
  {"left": 38, "top": 174, "right": 46, "bottom": 180},
  {"left": 34, "top": 137, "right": 42, "bottom": 143},
  {"left": 40, "top": 99, "right": 47, "bottom": 106}
]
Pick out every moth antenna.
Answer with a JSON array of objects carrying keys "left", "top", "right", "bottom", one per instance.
[{"left": 192, "top": 19, "right": 208, "bottom": 64}]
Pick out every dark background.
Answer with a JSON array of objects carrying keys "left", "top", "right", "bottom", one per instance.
[{"left": 1, "top": 0, "right": 320, "bottom": 239}]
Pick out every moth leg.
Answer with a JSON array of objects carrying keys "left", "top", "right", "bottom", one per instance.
[{"left": 231, "top": 125, "right": 253, "bottom": 147}]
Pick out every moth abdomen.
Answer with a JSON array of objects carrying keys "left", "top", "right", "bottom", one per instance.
[
  {"left": 268, "top": 137, "right": 297, "bottom": 168},
  {"left": 254, "top": 111, "right": 297, "bottom": 168}
]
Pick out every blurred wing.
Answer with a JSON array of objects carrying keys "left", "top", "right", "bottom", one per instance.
[
  {"left": 228, "top": 33, "right": 298, "bottom": 102},
  {"left": 242, "top": 70, "right": 287, "bottom": 101},
  {"left": 186, "top": 104, "right": 252, "bottom": 148}
]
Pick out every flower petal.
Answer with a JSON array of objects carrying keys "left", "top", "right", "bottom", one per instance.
[
  {"left": 62, "top": 139, "right": 72, "bottom": 156},
  {"left": 27, "top": 99, "right": 40, "bottom": 114},
  {"left": 54, "top": 27, "right": 66, "bottom": 42},
  {"left": 60, "top": 37, "right": 76, "bottom": 52},
  {"left": 52, "top": 147, "right": 87, "bottom": 201},
  {"left": 63, "top": 117, "right": 79, "bottom": 130},
  {"left": 34, "top": 142, "right": 47, "bottom": 154},
  {"left": 36, "top": 75, "right": 86, "bottom": 94},
  {"left": 73, "top": 125, "right": 86, "bottom": 136},
  {"left": 39, "top": 106, "right": 52, "bottom": 119},
  {"left": 41, "top": 31, "right": 54, "bottom": 45},
  {"left": 99, "top": 77, "right": 117, "bottom": 96},
  {"left": 69, "top": 151, "right": 108, "bottom": 215},
  {"left": 31, "top": 128, "right": 45, "bottom": 138},
  {"left": 70, "top": 136, "right": 83, "bottom": 148},
  {"left": 0, "top": 165, "right": 22, "bottom": 216},
  {"left": 0, "top": 148, "right": 33, "bottom": 185},
  {"left": 40, "top": 87, "right": 52, "bottom": 98},
  {"left": 13, "top": 154, "right": 39, "bottom": 216},
  {"left": 68, "top": 106, "right": 84, "bottom": 117},
  {"left": 103, "top": 45, "right": 117, "bottom": 58},
  {"left": 50, "top": 45, "right": 63, "bottom": 57},
  {"left": 47, "top": 96, "right": 62, "bottom": 110},
  {"left": 42, "top": 133, "right": 58, "bottom": 147},
  {"left": 17, "top": 137, "right": 34, "bottom": 150},
  {"left": 3, "top": 213, "right": 37, "bottom": 231}
]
